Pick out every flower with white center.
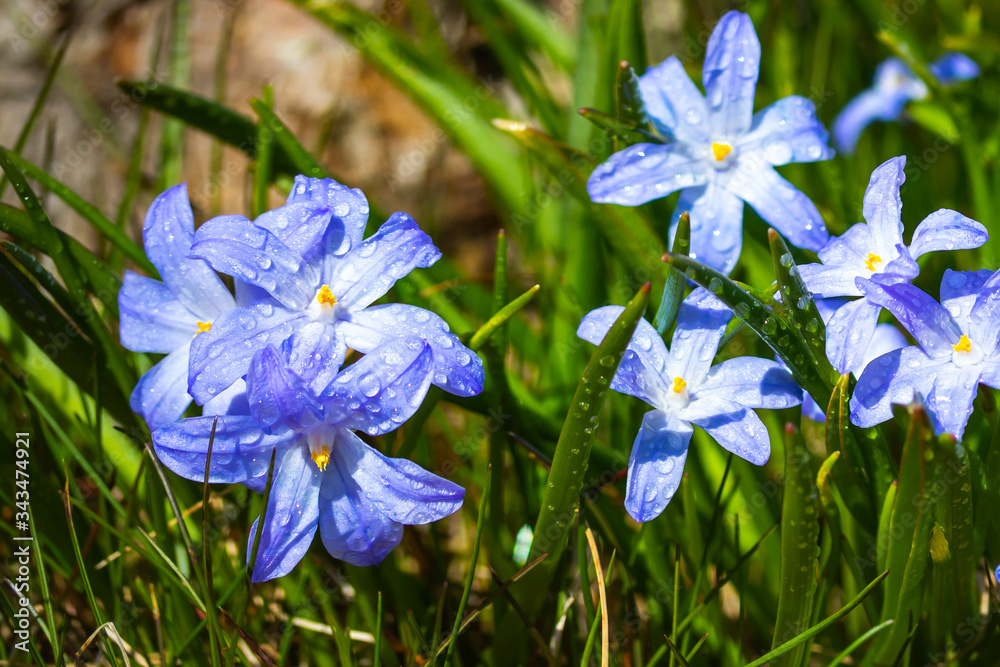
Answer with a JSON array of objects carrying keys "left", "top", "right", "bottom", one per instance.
[{"left": 577, "top": 288, "right": 801, "bottom": 522}]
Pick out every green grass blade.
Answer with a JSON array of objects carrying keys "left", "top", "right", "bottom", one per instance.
[
  {"left": 653, "top": 212, "right": 689, "bottom": 334},
  {"left": 827, "top": 620, "right": 895, "bottom": 667},
  {"left": 490, "top": 0, "right": 576, "bottom": 69},
  {"left": 250, "top": 98, "right": 330, "bottom": 179},
  {"left": 770, "top": 424, "right": 820, "bottom": 667},
  {"left": 519, "top": 283, "right": 651, "bottom": 615},
  {"left": 159, "top": 0, "right": 191, "bottom": 190},
  {"left": 251, "top": 86, "right": 274, "bottom": 219},
  {"left": 744, "top": 570, "right": 889, "bottom": 667},
  {"left": 116, "top": 82, "right": 300, "bottom": 176},
  {"left": 4, "top": 150, "right": 156, "bottom": 276},
  {"left": 444, "top": 466, "right": 491, "bottom": 666}
]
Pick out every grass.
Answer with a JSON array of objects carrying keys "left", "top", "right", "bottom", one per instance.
[{"left": 1, "top": 0, "right": 1000, "bottom": 664}]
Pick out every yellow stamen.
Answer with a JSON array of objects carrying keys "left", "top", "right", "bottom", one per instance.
[
  {"left": 311, "top": 445, "right": 331, "bottom": 471},
  {"left": 953, "top": 334, "right": 972, "bottom": 354},
  {"left": 711, "top": 142, "right": 732, "bottom": 161},
  {"left": 317, "top": 284, "right": 337, "bottom": 307},
  {"left": 195, "top": 321, "right": 212, "bottom": 335},
  {"left": 672, "top": 377, "right": 687, "bottom": 394},
  {"left": 864, "top": 253, "right": 881, "bottom": 272}
]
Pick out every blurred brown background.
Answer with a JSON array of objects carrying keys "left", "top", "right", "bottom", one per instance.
[{"left": 0, "top": 0, "right": 682, "bottom": 273}]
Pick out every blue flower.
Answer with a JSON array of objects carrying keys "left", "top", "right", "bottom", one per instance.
[
  {"left": 185, "top": 176, "right": 484, "bottom": 406},
  {"left": 799, "top": 156, "right": 987, "bottom": 374},
  {"left": 850, "top": 269, "right": 1000, "bottom": 440},
  {"left": 586, "top": 10, "right": 833, "bottom": 274},
  {"left": 577, "top": 288, "right": 801, "bottom": 522},
  {"left": 795, "top": 299, "right": 907, "bottom": 422},
  {"left": 153, "top": 336, "right": 464, "bottom": 581},
  {"left": 833, "top": 53, "right": 980, "bottom": 154},
  {"left": 118, "top": 184, "right": 237, "bottom": 429}
]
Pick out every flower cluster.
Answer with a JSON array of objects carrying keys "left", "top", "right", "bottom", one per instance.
[
  {"left": 121, "top": 178, "right": 484, "bottom": 580},
  {"left": 833, "top": 53, "right": 980, "bottom": 154}
]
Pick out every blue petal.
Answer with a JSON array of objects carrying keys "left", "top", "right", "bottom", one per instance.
[
  {"left": 202, "top": 379, "right": 250, "bottom": 417},
  {"left": 970, "top": 271, "right": 1000, "bottom": 354},
  {"left": 130, "top": 346, "right": 193, "bottom": 430},
  {"left": 861, "top": 156, "right": 907, "bottom": 255},
  {"left": 190, "top": 214, "right": 318, "bottom": 310},
  {"left": 832, "top": 89, "right": 909, "bottom": 154},
  {"left": 586, "top": 143, "right": 709, "bottom": 206},
  {"left": 280, "top": 321, "right": 348, "bottom": 397},
  {"left": 119, "top": 271, "right": 198, "bottom": 353},
  {"left": 141, "top": 184, "right": 235, "bottom": 320},
  {"left": 638, "top": 56, "right": 710, "bottom": 143},
  {"left": 253, "top": 201, "right": 342, "bottom": 266},
  {"left": 341, "top": 304, "right": 485, "bottom": 397},
  {"left": 726, "top": 164, "right": 828, "bottom": 251},
  {"left": 285, "top": 176, "right": 370, "bottom": 256},
  {"left": 248, "top": 445, "right": 321, "bottom": 582},
  {"left": 858, "top": 279, "right": 961, "bottom": 358},
  {"left": 824, "top": 297, "right": 881, "bottom": 375},
  {"left": 327, "top": 213, "right": 441, "bottom": 311},
  {"left": 319, "top": 438, "right": 404, "bottom": 567},
  {"left": 681, "top": 396, "right": 770, "bottom": 465},
  {"left": 246, "top": 346, "right": 324, "bottom": 433},
  {"left": 939, "top": 269, "right": 994, "bottom": 333},
  {"left": 929, "top": 53, "right": 980, "bottom": 85},
  {"left": 909, "top": 209, "right": 988, "bottom": 260},
  {"left": 801, "top": 392, "right": 827, "bottom": 422},
  {"left": 739, "top": 96, "right": 834, "bottom": 165},
  {"left": 188, "top": 298, "right": 304, "bottom": 405},
  {"left": 702, "top": 11, "right": 760, "bottom": 138},
  {"left": 798, "top": 263, "right": 864, "bottom": 299},
  {"left": 152, "top": 414, "right": 298, "bottom": 483},
  {"left": 670, "top": 182, "right": 745, "bottom": 274},
  {"left": 859, "top": 324, "right": 909, "bottom": 375},
  {"left": 696, "top": 357, "right": 802, "bottom": 409},
  {"left": 850, "top": 346, "right": 946, "bottom": 428},
  {"left": 925, "top": 367, "right": 981, "bottom": 440},
  {"left": 334, "top": 428, "right": 464, "bottom": 525},
  {"left": 322, "top": 337, "right": 434, "bottom": 436},
  {"left": 624, "top": 410, "right": 691, "bottom": 522},
  {"left": 816, "top": 222, "right": 871, "bottom": 268},
  {"left": 667, "top": 288, "right": 732, "bottom": 386},
  {"left": 577, "top": 306, "right": 672, "bottom": 407}
]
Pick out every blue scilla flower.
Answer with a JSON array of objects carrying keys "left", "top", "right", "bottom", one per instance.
[
  {"left": 833, "top": 53, "right": 980, "bottom": 154},
  {"left": 795, "top": 299, "right": 907, "bottom": 422},
  {"left": 118, "top": 184, "right": 237, "bottom": 429},
  {"left": 185, "top": 176, "right": 484, "bottom": 406},
  {"left": 586, "top": 10, "right": 833, "bottom": 275},
  {"left": 577, "top": 288, "right": 802, "bottom": 522},
  {"left": 798, "top": 156, "right": 987, "bottom": 375},
  {"left": 851, "top": 269, "right": 1000, "bottom": 440},
  {"left": 153, "top": 336, "right": 464, "bottom": 581}
]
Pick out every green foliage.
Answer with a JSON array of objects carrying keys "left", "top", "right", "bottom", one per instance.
[{"left": 2, "top": 0, "right": 1000, "bottom": 665}]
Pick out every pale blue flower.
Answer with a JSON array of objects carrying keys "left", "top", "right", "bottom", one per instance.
[
  {"left": 577, "top": 288, "right": 801, "bottom": 522},
  {"left": 586, "top": 10, "right": 833, "bottom": 274},
  {"left": 833, "top": 53, "right": 980, "bottom": 154}
]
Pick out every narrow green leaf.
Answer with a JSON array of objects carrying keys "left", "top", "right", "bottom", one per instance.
[
  {"left": 0, "top": 34, "right": 69, "bottom": 198},
  {"left": 768, "top": 228, "right": 838, "bottom": 393},
  {"left": 252, "top": 86, "right": 274, "bottom": 219},
  {"left": 249, "top": 98, "right": 330, "bottom": 179},
  {"left": 745, "top": 570, "right": 890, "bottom": 667},
  {"left": 826, "top": 620, "right": 895, "bottom": 667},
  {"left": 116, "top": 81, "right": 300, "bottom": 176},
  {"left": 444, "top": 466, "right": 491, "bottom": 666},
  {"left": 654, "top": 212, "right": 688, "bottom": 334},
  {"left": 490, "top": 0, "right": 576, "bottom": 70},
  {"left": 519, "top": 283, "right": 651, "bottom": 617},
  {"left": 938, "top": 438, "right": 978, "bottom": 639},
  {"left": 771, "top": 423, "right": 820, "bottom": 667},
  {"left": 4, "top": 150, "right": 156, "bottom": 276},
  {"left": 877, "top": 404, "right": 937, "bottom": 661},
  {"left": 577, "top": 107, "right": 663, "bottom": 147},
  {"left": 663, "top": 252, "right": 833, "bottom": 405},
  {"left": 469, "top": 284, "right": 541, "bottom": 350},
  {"left": 159, "top": 0, "right": 191, "bottom": 190}
]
